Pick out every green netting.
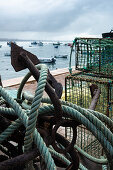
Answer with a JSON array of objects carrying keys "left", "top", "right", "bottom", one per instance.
[
  {"left": 74, "top": 38, "right": 113, "bottom": 77},
  {"left": 65, "top": 72, "right": 113, "bottom": 117},
  {"left": 65, "top": 72, "right": 113, "bottom": 158}
]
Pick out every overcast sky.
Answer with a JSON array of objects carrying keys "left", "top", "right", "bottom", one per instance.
[{"left": 0, "top": 0, "right": 113, "bottom": 40}]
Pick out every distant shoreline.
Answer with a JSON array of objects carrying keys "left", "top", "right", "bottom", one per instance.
[{"left": 0, "top": 38, "right": 72, "bottom": 42}]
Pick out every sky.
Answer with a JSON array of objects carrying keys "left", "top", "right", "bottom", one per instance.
[{"left": 0, "top": 0, "right": 113, "bottom": 41}]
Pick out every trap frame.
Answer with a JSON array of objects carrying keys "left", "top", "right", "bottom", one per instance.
[
  {"left": 65, "top": 72, "right": 113, "bottom": 158},
  {"left": 71, "top": 37, "right": 113, "bottom": 77}
]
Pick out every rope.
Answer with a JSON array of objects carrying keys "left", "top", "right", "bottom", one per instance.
[
  {"left": 38, "top": 105, "right": 113, "bottom": 159},
  {"left": 24, "top": 64, "right": 48, "bottom": 152},
  {"left": 17, "top": 93, "right": 113, "bottom": 166},
  {"left": 0, "top": 63, "right": 113, "bottom": 169},
  {"left": 0, "top": 70, "right": 56, "bottom": 170}
]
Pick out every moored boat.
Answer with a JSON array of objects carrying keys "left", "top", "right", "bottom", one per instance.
[
  {"left": 4, "top": 52, "right": 11, "bottom": 56},
  {"left": 68, "top": 43, "right": 72, "bottom": 47},
  {"left": 31, "top": 41, "right": 37, "bottom": 45},
  {"left": 54, "top": 54, "right": 68, "bottom": 58},
  {"left": 7, "top": 41, "right": 16, "bottom": 46},
  {"left": 102, "top": 30, "right": 113, "bottom": 38},
  {"left": 54, "top": 45, "right": 58, "bottom": 48},
  {"left": 38, "top": 41, "right": 43, "bottom": 46},
  {"left": 39, "top": 57, "right": 56, "bottom": 63},
  {"left": 53, "top": 41, "right": 60, "bottom": 46}
]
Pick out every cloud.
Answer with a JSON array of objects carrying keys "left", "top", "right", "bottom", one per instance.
[{"left": 0, "top": 0, "right": 113, "bottom": 39}]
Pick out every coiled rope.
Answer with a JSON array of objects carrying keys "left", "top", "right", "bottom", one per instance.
[{"left": 0, "top": 63, "right": 113, "bottom": 169}]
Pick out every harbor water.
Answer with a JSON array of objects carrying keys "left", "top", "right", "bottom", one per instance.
[{"left": 0, "top": 41, "right": 75, "bottom": 80}]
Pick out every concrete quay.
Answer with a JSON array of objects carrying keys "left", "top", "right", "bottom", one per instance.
[{"left": 2, "top": 67, "right": 79, "bottom": 95}]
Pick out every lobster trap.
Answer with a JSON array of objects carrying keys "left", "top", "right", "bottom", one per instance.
[
  {"left": 65, "top": 72, "right": 113, "bottom": 117},
  {"left": 65, "top": 72, "right": 113, "bottom": 158},
  {"left": 74, "top": 38, "right": 113, "bottom": 77}
]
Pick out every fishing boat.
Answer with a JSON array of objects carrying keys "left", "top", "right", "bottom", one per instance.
[
  {"left": 54, "top": 45, "right": 58, "bottom": 48},
  {"left": 31, "top": 41, "right": 37, "bottom": 45},
  {"left": 7, "top": 41, "right": 16, "bottom": 46},
  {"left": 53, "top": 41, "right": 60, "bottom": 46},
  {"left": 54, "top": 54, "right": 68, "bottom": 58},
  {"left": 4, "top": 52, "right": 11, "bottom": 56},
  {"left": 102, "top": 30, "right": 113, "bottom": 38},
  {"left": 38, "top": 41, "right": 43, "bottom": 46},
  {"left": 39, "top": 57, "right": 56, "bottom": 63},
  {"left": 68, "top": 43, "right": 72, "bottom": 47}
]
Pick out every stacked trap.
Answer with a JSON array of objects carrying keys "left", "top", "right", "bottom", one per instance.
[
  {"left": 73, "top": 37, "right": 113, "bottom": 77},
  {"left": 65, "top": 37, "right": 113, "bottom": 159},
  {"left": 0, "top": 42, "right": 113, "bottom": 169}
]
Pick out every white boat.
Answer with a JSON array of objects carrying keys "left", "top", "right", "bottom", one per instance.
[
  {"left": 39, "top": 57, "right": 56, "bottom": 63},
  {"left": 54, "top": 54, "right": 68, "bottom": 58},
  {"left": 7, "top": 41, "right": 16, "bottom": 46},
  {"left": 38, "top": 41, "right": 43, "bottom": 46},
  {"left": 53, "top": 41, "right": 60, "bottom": 45},
  {"left": 4, "top": 52, "right": 11, "bottom": 56}
]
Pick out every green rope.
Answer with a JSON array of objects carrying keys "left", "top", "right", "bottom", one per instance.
[
  {"left": 24, "top": 64, "right": 48, "bottom": 152},
  {"left": 41, "top": 97, "right": 113, "bottom": 151},
  {"left": 0, "top": 61, "right": 113, "bottom": 169},
  {"left": 0, "top": 88, "right": 112, "bottom": 168},
  {"left": 17, "top": 94, "right": 113, "bottom": 166},
  {"left": 69, "top": 39, "right": 75, "bottom": 74},
  {"left": 0, "top": 87, "right": 56, "bottom": 169},
  {"left": 38, "top": 105, "right": 113, "bottom": 160},
  {"left": 17, "top": 64, "right": 43, "bottom": 100}
]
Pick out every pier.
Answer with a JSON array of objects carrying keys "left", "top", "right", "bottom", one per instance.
[{"left": 3, "top": 67, "right": 79, "bottom": 95}]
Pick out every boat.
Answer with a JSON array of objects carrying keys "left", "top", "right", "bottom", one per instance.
[
  {"left": 31, "top": 41, "right": 37, "bottom": 45},
  {"left": 54, "top": 45, "right": 58, "bottom": 48},
  {"left": 68, "top": 43, "right": 72, "bottom": 47},
  {"left": 64, "top": 43, "right": 68, "bottom": 46},
  {"left": 0, "top": 45, "right": 2, "bottom": 48},
  {"left": 39, "top": 57, "right": 56, "bottom": 63},
  {"left": 53, "top": 41, "right": 60, "bottom": 46},
  {"left": 7, "top": 42, "right": 11, "bottom": 46},
  {"left": 102, "top": 30, "right": 113, "bottom": 38},
  {"left": 7, "top": 41, "right": 16, "bottom": 46},
  {"left": 4, "top": 52, "right": 11, "bottom": 56},
  {"left": 54, "top": 54, "right": 68, "bottom": 58},
  {"left": 38, "top": 41, "right": 43, "bottom": 46}
]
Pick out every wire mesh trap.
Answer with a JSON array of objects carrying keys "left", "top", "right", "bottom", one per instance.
[
  {"left": 65, "top": 72, "right": 113, "bottom": 158},
  {"left": 72, "top": 38, "right": 113, "bottom": 77}
]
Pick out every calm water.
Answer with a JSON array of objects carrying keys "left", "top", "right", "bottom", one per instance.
[{"left": 0, "top": 41, "right": 75, "bottom": 80}]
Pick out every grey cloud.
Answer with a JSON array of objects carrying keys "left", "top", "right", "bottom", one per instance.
[{"left": 0, "top": 0, "right": 113, "bottom": 38}]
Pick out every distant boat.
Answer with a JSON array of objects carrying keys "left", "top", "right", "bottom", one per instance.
[
  {"left": 53, "top": 41, "right": 60, "bottom": 46},
  {"left": 102, "top": 30, "right": 113, "bottom": 38},
  {"left": 38, "top": 41, "right": 43, "bottom": 46},
  {"left": 31, "top": 41, "right": 37, "bottom": 45},
  {"left": 54, "top": 45, "right": 58, "bottom": 48},
  {"left": 64, "top": 43, "right": 68, "bottom": 46},
  {"left": 7, "top": 41, "right": 16, "bottom": 46},
  {"left": 68, "top": 43, "right": 72, "bottom": 47},
  {"left": 4, "top": 52, "right": 11, "bottom": 56},
  {"left": 0, "top": 45, "right": 2, "bottom": 48},
  {"left": 54, "top": 54, "right": 68, "bottom": 58},
  {"left": 39, "top": 57, "right": 56, "bottom": 63}
]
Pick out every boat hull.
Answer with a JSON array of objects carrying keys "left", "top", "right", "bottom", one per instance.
[{"left": 39, "top": 58, "right": 56, "bottom": 63}]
